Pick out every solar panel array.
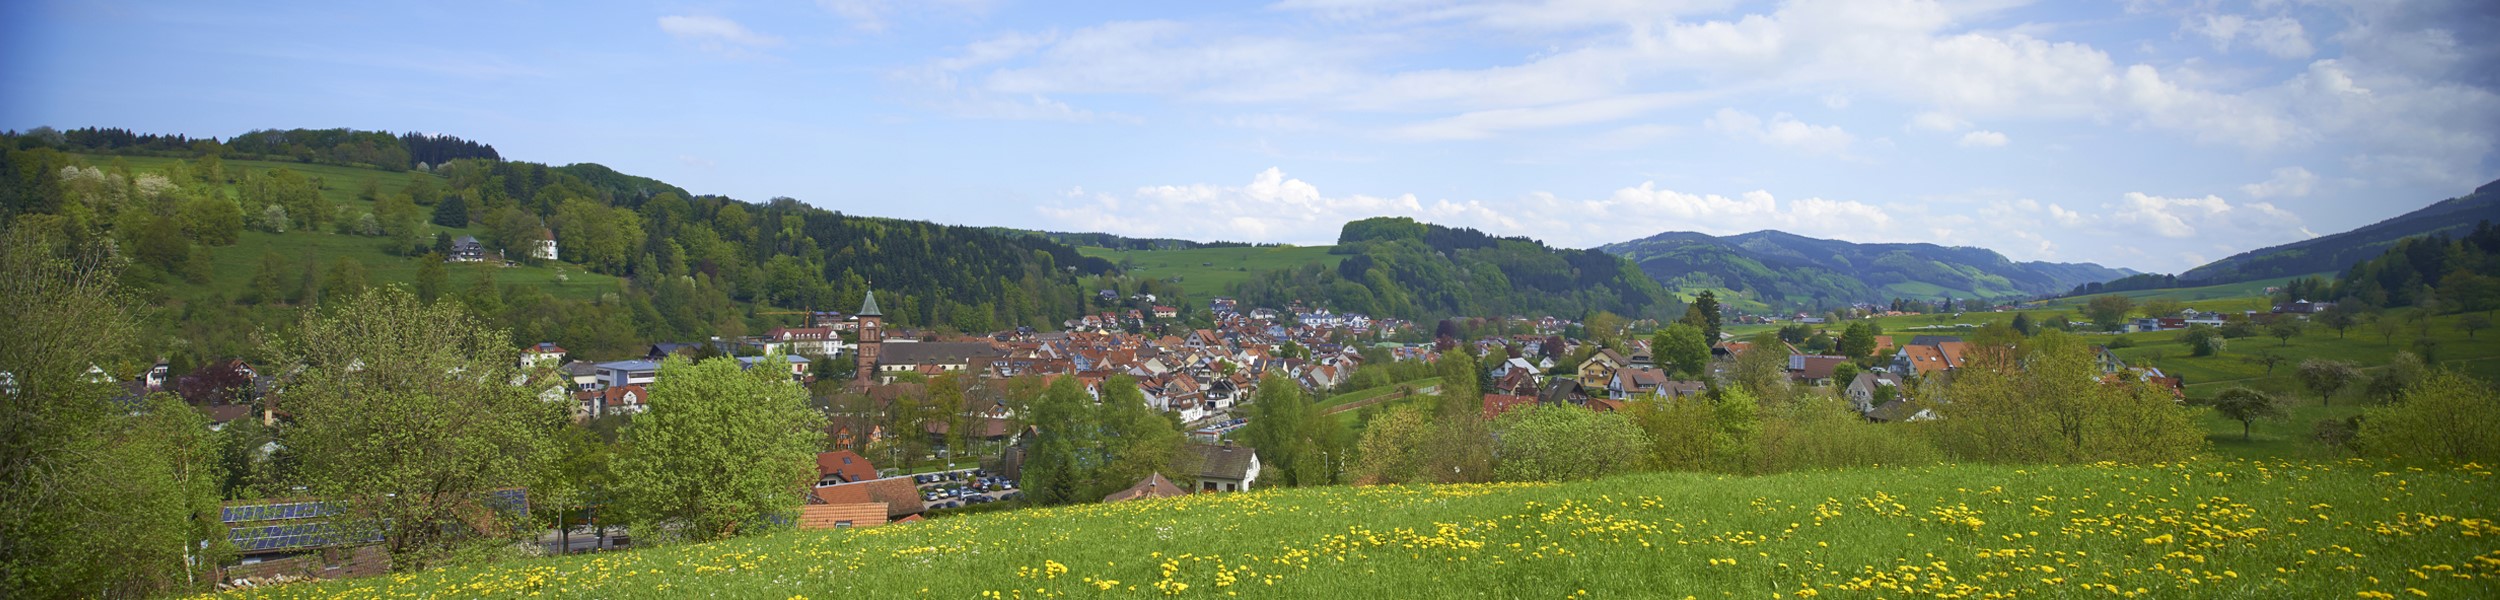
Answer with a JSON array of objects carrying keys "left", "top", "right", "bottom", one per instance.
[
  {"left": 227, "top": 522, "right": 380, "bottom": 553},
  {"left": 219, "top": 501, "right": 340, "bottom": 524},
  {"left": 487, "top": 488, "right": 530, "bottom": 515},
  {"left": 221, "top": 489, "right": 527, "bottom": 554}
]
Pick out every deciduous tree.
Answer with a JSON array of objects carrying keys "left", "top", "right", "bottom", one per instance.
[
  {"left": 273, "top": 287, "right": 558, "bottom": 570},
  {"left": 611, "top": 356, "right": 822, "bottom": 543},
  {"left": 2, "top": 225, "right": 231, "bottom": 598},
  {"left": 1651, "top": 323, "right": 1709, "bottom": 379},
  {"left": 2085, "top": 294, "right": 2134, "bottom": 331},
  {"left": 2209, "top": 387, "right": 2286, "bottom": 441},
  {"left": 2296, "top": 358, "right": 2358, "bottom": 406}
]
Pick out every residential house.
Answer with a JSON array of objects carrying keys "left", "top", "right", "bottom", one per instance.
[
  {"left": 1103, "top": 472, "right": 1188, "bottom": 503},
  {"left": 814, "top": 450, "right": 878, "bottom": 486},
  {"left": 447, "top": 236, "right": 488, "bottom": 262},
  {"left": 1786, "top": 355, "right": 1852, "bottom": 386},
  {"left": 809, "top": 476, "right": 925, "bottom": 526},
  {"left": 758, "top": 327, "right": 844, "bottom": 357},
  {"left": 557, "top": 360, "right": 600, "bottom": 391},
  {"left": 520, "top": 343, "right": 567, "bottom": 369},
  {"left": 1843, "top": 371, "right": 1905, "bottom": 414},
  {"left": 1482, "top": 394, "right": 1540, "bottom": 420},
  {"left": 1189, "top": 442, "right": 1261, "bottom": 492},
  {"left": 594, "top": 360, "right": 661, "bottom": 389},
  {"left": 1866, "top": 399, "right": 1935, "bottom": 423},
  {"left": 1607, "top": 367, "right": 1672, "bottom": 400},
  {"left": 1576, "top": 349, "right": 1627, "bottom": 386},
  {"left": 574, "top": 384, "right": 648, "bottom": 418},
  {"left": 736, "top": 354, "right": 814, "bottom": 382}
]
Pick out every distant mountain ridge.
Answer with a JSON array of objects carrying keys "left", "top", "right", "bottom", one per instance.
[
  {"left": 1598, "top": 230, "right": 2135, "bottom": 310},
  {"left": 2178, "top": 179, "right": 2500, "bottom": 284}
]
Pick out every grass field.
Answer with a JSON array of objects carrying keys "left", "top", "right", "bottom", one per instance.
[
  {"left": 1077, "top": 246, "right": 1343, "bottom": 298},
  {"left": 77, "top": 153, "right": 623, "bottom": 301},
  {"left": 2034, "top": 274, "right": 2329, "bottom": 308},
  {"left": 1316, "top": 378, "right": 1442, "bottom": 412},
  {"left": 217, "top": 459, "right": 2498, "bottom": 599}
]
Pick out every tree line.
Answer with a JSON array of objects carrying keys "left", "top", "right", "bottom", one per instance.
[{"left": 1233, "top": 217, "right": 1680, "bottom": 323}]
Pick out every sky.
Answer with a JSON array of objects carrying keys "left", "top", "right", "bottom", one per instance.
[{"left": 3, "top": 0, "right": 2496, "bottom": 273}]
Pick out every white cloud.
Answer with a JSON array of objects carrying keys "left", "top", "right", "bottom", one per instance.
[
  {"left": 2185, "top": 13, "right": 2313, "bottom": 59},
  {"left": 2240, "top": 166, "right": 2318, "bottom": 198},
  {"left": 819, "top": 0, "right": 998, "bottom": 33},
  {"left": 1957, "top": 130, "right": 2009, "bottom": 147},
  {"left": 1705, "top": 108, "right": 1854, "bottom": 155},
  {"left": 901, "top": 0, "right": 2498, "bottom": 195},
  {"left": 1272, "top": 0, "right": 1741, "bottom": 31},
  {"left": 657, "top": 15, "right": 783, "bottom": 54},
  {"left": 2108, "top": 192, "right": 2304, "bottom": 239},
  {"left": 1039, "top": 168, "right": 1898, "bottom": 247}
]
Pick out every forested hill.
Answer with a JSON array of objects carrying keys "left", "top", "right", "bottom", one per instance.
[
  {"left": 2178, "top": 179, "right": 2500, "bottom": 284},
  {"left": 1230, "top": 217, "right": 1682, "bottom": 322},
  {"left": 0, "top": 127, "right": 1111, "bottom": 367},
  {"left": 1599, "top": 229, "right": 2133, "bottom": 311}
]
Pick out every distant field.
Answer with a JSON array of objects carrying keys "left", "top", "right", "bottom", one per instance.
[
  {"left": 77, "top": 153, "right": 623, "bottom": 301},
  {"left": 1735, "top": 304, "right": 2500, "bottom": 460},
  {"left": 2033, "top": 273, "right": 2330, "bottom": 309},
  {"left": 1078, "top": 245, "right": 1343, "bottom": 297},
  {"left": 219, "top": 459, "right": 2499, "bottom": 600}
]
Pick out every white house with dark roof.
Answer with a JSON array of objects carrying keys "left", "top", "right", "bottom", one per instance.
[{"left": 1189, "top": 442, "right": 1261, "bottom": 492}]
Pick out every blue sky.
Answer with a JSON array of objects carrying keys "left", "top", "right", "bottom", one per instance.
[{"left": 4, "top": 0, "right": 2495, "bottom": 273}]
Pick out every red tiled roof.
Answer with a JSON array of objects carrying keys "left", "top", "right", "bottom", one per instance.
[
  {"left": 813, "top": 476, "right": 925, "bottom": 518},
  {"left": 1104, "top": 472, "right": 1188, "bottom": 502},
  {"left": 815, "top": 450, "right": 878, "bottom": 484},
  {"left": 1934, "top": 342, "right": 1971, "bottom": 369},
  {"left": 1482, "top": 394, "right": 1540, "bottom": 420},
  {"left": 1900, "top": 345, "right": 1948, "bottom": 376}
]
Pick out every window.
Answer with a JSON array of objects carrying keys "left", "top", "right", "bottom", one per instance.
[{"left": 834, "top": 521, "right": 853, "bottom": 529}]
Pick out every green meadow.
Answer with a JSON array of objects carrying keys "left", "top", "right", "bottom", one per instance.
[
  {"left": 214, "top": 459, "right": 2498, "bottom": 599},
  {"left": 1077, "top": 245, "right": 1344, "bottom": 298},
  {"left": 82, "top": 153, "right": 623, "bottom": 301}
]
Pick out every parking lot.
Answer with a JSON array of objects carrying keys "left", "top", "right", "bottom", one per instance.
[{"left": 912, "top": 468, "right": 1019, "bottom": 510}]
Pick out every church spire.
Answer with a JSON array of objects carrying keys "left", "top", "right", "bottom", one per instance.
[{"left": 857, "top": 289, "right": 882, "bottom": 317}]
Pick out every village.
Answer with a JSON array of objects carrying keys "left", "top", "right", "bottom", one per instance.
[{"left": 118, "top": 275, "right": 2330, "bottom": 587}]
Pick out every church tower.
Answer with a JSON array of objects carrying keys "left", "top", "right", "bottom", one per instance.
[{"left": 854, "top": 290, "right": 883, "bottom": 384}]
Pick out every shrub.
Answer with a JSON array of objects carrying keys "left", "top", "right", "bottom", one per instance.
[
  {"left": 1491, "top": 404, "right": 1648, "bottom": 482},
  {"left": 2352, "top": 370, "right": 2500, "bottom": 464},
  {"left": 1747, "top": 395, "right": 1943, "bottom": 473}
]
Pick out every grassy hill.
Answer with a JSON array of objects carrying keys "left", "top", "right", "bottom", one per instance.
[
  {"left": 85, "top": 154, "right": 623, "bottom": 302},
  {"left": 217, "top": 459, "right": 2496, "bottom": 599},
  {"left": 2180, "top": 179, "right": 2500, "bottom": 284},
  {"left": 1076, "top": 245, "right": 1343, "bottom": 299}
]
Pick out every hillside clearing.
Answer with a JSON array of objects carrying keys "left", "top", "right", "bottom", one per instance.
[{"left": 1077, "top": 246, "right": 1343, "bottom": 298}]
